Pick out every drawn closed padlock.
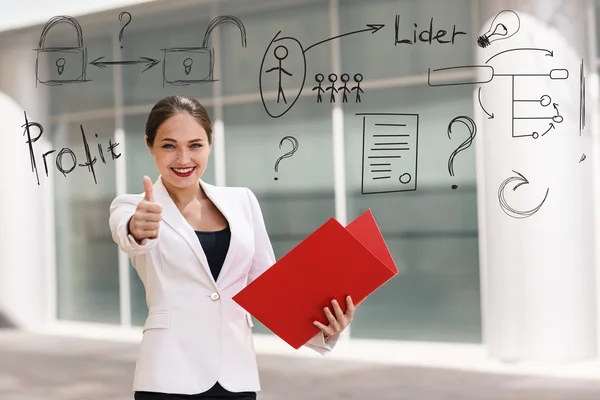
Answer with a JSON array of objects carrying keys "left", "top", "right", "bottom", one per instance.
[
  {"left": 34, "top": 15, "right": 89, "bottom": 86},
  {"left": 162, "top": 16, "right": 247, "bottom": 87}
]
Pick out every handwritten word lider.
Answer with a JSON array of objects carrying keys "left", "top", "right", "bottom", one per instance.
[
  {"left": 22, "top": 112, "right": 121, "bottom": 185},
  {"left": 394, "top": 15, "right": 467, "bottom": 45}
]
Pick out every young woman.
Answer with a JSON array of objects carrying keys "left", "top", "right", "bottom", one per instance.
[{"left": 109, "top": 94, "right": 356, "bottom": 399}]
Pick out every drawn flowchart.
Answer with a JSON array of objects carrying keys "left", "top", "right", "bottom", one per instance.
[{"left": 428, "top": 48, "right": 569, "bottom": 140}]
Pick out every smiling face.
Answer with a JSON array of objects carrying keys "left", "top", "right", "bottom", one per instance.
[{"left": 146, "top": 112, "right": 212, "bottom": 190}]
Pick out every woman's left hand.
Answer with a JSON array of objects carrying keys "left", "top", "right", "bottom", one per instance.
[{"left": 313, "top": 295, "right": 357, "bottom": 342}]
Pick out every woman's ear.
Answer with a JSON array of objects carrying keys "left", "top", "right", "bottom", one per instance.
[{"left": 145, "top": 135, "right": 154, "bottom": 155}]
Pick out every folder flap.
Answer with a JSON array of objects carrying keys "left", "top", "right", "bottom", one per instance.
[
  {"left": 346, "top": 209, "right": 398, "bottom": 274},
  {"left": 232, "top": 217, "right": 395, "bottom": 349}
]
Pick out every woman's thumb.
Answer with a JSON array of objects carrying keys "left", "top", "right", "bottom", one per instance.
[{"left": 143, "top": 176, "right": 154, "bottom": 201}]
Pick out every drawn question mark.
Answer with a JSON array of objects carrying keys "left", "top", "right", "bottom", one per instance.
[
  {"left": 274, "top": 136, "right": 299, "bottom": 181},
  {"left": 118, "top": 12, "right": 132, "bottom": 49},
  {"left": 447, "top": 116, "right": 477, "bottom": 189}
]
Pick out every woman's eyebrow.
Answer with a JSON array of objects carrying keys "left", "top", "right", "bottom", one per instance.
[{"left": 160, "top": 137, "right": 205, "bottom": 143}]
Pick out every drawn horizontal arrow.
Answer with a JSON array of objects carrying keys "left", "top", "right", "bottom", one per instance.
[{"left": 89, "top": 56, "right": 160, "bottom": 72}]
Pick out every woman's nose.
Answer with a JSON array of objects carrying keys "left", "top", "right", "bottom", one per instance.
[{"left": 176, "top": 149, "right": 191, "bottom": 163}]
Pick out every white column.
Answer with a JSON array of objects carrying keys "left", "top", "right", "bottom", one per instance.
[
  {"left": 329, "top": 0, "right": 350, "bottom": 343},
  {"left": 475, "top": 2, "right": 597, "bottom": 361},
  {"left": 0, "top": 33, "right": 52, "bottom": 331},
  {"left": 210, "top": 5, "right": 227, "bottom": 187},
  {"left": 583, "top": 0, "right": 600, "bottom": 361}
]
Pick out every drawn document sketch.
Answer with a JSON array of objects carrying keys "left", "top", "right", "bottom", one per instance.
[{"left": 358, "top": 113, "right": 419, "bottom": 194}]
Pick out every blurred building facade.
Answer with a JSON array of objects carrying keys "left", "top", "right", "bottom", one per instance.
[{"left": 0, "top": 0, "right": 598, "bottom": 369}]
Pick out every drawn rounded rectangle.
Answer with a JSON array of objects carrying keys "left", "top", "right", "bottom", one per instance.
[
  {"left": 427, "top": 65, "right": 494, "bottom": 87},
  {"left": 550, "top": 69, "right": 569, "bottom": 80}
]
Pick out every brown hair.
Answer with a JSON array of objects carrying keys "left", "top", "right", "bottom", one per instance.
[{"left": 145, "top": 94, "right": 213, "bottom": 147}]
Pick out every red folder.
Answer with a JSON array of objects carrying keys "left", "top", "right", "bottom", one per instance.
[{"left": 232, "top": 209, "right": 398, "bottom": 349}]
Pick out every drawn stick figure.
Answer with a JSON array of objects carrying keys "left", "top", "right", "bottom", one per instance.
[
  {"left": 183, "top": 58, "right": 193, "bottom": 75},
  {"left": 326, "top": 73, "right": 338, "bottom": 103},
  {"left": 264, "top": 45, "right": 293, "bottom": 104},
  {"left": 351, "top": 73, "right": 364, "bottom": 103},
  {"left": 338, "top": 73, "right": 351, "bottom": 103},
  {"left": 312, "top": 73, "right": 326, "bottom": 103}
]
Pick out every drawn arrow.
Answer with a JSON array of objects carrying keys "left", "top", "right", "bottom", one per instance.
[
  {"left": 478, "top": 87, "right": 494, "bottom": 119},
  {"left": 89, "top": 56, "right": 161, "bottom": 72},
  {"left": 553, "top": 102, "right": 560, "bottom": 115},
  {"left": 498, "top": 170, "right": 549, "bottom": 219},
  {"left": 485, "top": 47, "right": 553, "bottom": 64},
  {"left": 303, "top": 24, "right": 385, "bottom": 53},
  {"left": 541, "top": 122, "right": 555, "bottom": 136}
]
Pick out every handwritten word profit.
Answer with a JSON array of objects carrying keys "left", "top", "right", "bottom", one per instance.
[
  {"left": 22, "top": 111, "right": 121, "bottom": 185},
  {"left": 394, "top": 15, "right": 467, "bottom": 45}
]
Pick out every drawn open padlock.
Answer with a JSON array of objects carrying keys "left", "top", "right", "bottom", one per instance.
[
  {"left": 162, "top": 16, "right": 247, "bottom": 86},
  {"left": 34, "top": 15, "right": 89, "bottom": 86}
]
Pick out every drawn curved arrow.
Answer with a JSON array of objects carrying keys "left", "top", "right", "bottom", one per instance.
[
  {"left": 485, "top": 47, "right": 553, "bottom": 64},
  {"left": 303, "top": 24, "right": 385, "bottom": 53},
  {"left": 498, "top": 170, "right": 549, "bottom": 218},
  {"left": 478, "top": 87, "right": 494, "bottom": 119},
  {"left": 541, "top": 122, "right": 555, "bottom": 136}
]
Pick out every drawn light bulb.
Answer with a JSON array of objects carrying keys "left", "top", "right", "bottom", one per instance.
[{"left": 477, "top": 10, "right": 521, "bottom": 48}]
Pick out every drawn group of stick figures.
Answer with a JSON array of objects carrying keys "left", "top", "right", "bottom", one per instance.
[
  {"left": 313, "top": 73, "right": 364, "bottom": 103},
  {"left": 264, "top": 44, "right": 365, "bottom": 105}
]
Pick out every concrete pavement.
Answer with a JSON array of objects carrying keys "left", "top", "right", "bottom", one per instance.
[{"left": 0, "top": 328, "right": 599, "bottom": 400}]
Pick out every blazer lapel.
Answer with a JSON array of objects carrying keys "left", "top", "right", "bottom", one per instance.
[
  {"left": 199, "top": 180, "right": 239, "bottom": 285},
  {"left": 153, "top": 176, "right": 239, "bottom": 287},
  {"left": 154, "top": 176, "right": 216, "bottom": 287}
]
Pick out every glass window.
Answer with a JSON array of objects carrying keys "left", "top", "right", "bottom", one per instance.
[
  {"left": 597, "top": 1, "right": 600, "bottom": 55},
  {"left": 121, "top": 17, "right": 215, "bottom": 107},
  {"left": 339, "top": 0, "right": 473, "bottom": 80},
  {"left": 223, "top": 96, "right": 335, "bottom": 333},
  {"left": 53, "top": 117, "right": 120, "bottom": 324},
  {"left": 220, "top": 0, "right": 331, "bottom": 97},
  {"left": 45, "top": 0, "right": 483, "bottom": 342},
  {"left": 41, "top": 29, "right": 115, "bottom": 115},
  {"left": 124, "top": 112, "right": 216, "bottom": 326},
  {"left": 343, "top": 83, "right": 481, "bottom": 343}
]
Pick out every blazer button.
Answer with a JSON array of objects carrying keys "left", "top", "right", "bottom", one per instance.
[{"left": 210, "top": 292, "right": 220, "bottom": 301}]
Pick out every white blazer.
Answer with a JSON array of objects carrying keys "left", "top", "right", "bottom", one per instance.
[{"left": 109, "top": 176, "right": 338, "bottom": 395}]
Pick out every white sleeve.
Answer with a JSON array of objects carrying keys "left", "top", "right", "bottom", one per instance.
[
  {"left": 303, "top": 331, "right": 340, "bottom": 355},
  {"left": 109, "top": 194, "right": 159, "bottom": 258}
]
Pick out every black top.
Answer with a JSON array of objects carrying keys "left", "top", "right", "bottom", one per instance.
[{"left": 194, "top": 226, "right": 231, "bottom": 281}]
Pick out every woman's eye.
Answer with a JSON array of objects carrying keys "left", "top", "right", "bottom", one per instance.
[{"left": 161, "top": 143, "right": 202, "bottom": 149}]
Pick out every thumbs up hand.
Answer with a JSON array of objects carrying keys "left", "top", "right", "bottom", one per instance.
[{"left": 128, "top": 176, "right": 163, "bottom": 243}]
